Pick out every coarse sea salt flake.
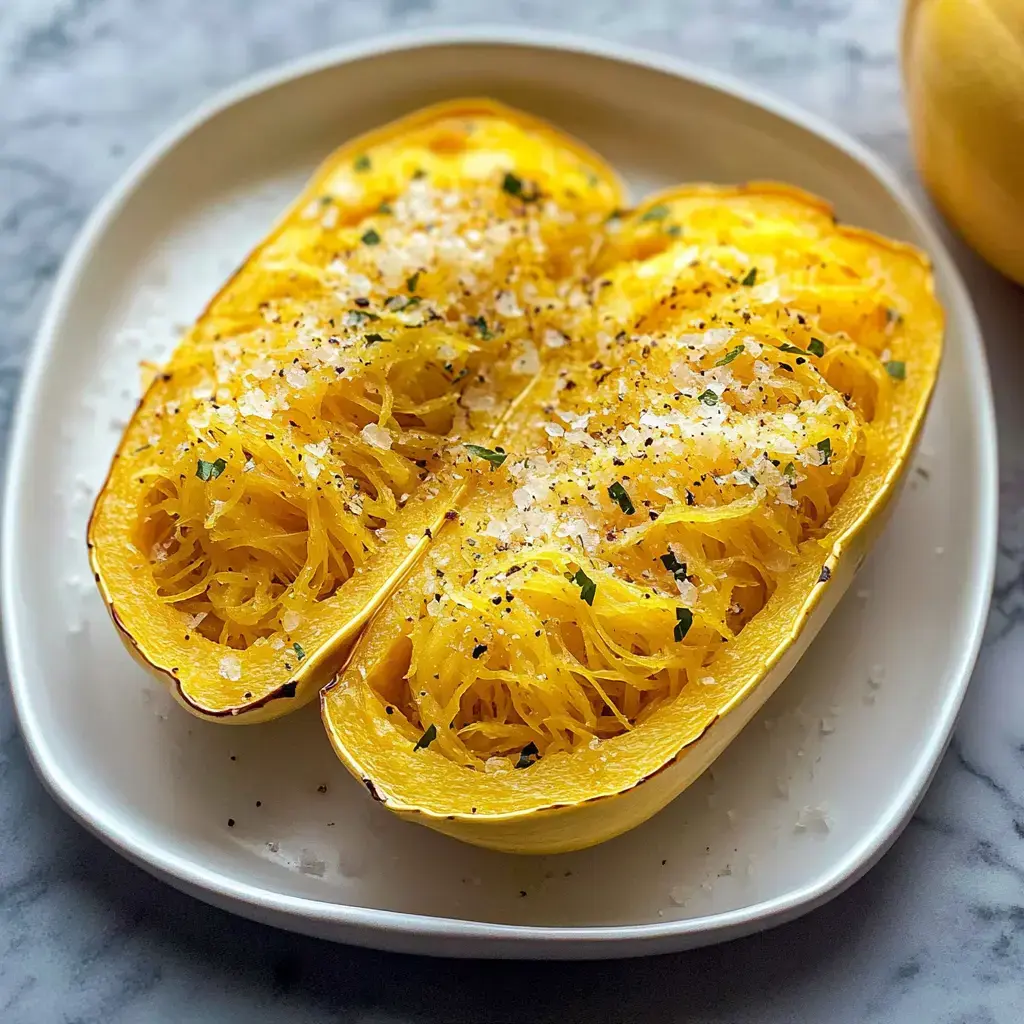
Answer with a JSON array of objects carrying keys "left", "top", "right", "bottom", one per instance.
[
  {"left": 511, "top": 341, "right": 540, "bottom": 376},
  {"left": 360, "top": 423, "right": 392, "bottom": 450},
  {"left": 238, "top": 388, "right": 275, "bottom": 419},
  {"left": 219, "top": 655, "right": 242, "bottom": 681},
  {"left": 495, "top": 290, "right": 523, "bottom": 318}
]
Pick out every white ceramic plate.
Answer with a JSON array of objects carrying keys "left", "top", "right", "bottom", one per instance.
[{"left": 3, "top": 29, "right": 997, "bottom": 958}]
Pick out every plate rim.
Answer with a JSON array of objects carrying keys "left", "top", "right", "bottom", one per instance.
[{"left": 1, "top": 25, "right": 998, "bottom": 956}]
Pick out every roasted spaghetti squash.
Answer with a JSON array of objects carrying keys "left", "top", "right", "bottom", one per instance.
[
  {"left": 321, "top": 183, "right": 943, "bottom": 853},
  {"left": 88, "top": 100, "right": 624, "bottom": 720}
]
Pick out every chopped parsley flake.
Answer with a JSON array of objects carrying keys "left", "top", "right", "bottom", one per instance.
[
  {"left": 361, "top": 228, "right": 381, "bottom": 246},
  {"left": 471, "top": 644, "right": 488, "bottom": 659},
  {"left": 608, "top": 481, "right": 635, "bottom": 515},
  {"left": 515, "top": 742, "right": 540, "bottom": 769},
  {"left": 660, "top": 551, "right": 688, "bottom": 579},
  {"left": 406, "top": 272, "right": 420, "bottom": 293},
  {"left": 779, "top": 343, "right": 805, "bottom": 355},
  {"left": 697, "top": 389, "right": 719, "bottom": 406},
  {"left": 666, "top": 224, "right": 683, "bottom": 237},
  {"left": 885, "top": 306, "right": 903, "bottom": 325},
  {"left": 640, "top": 203, "right": 669, "bottom": 223},
  {"left": 885, "top": 360, "right": 906, "bottom": 380},
  {"left": 413, "top": 724, "right": 438, "bottom": 751},
  {"left": 674, "top": 607, "right": 694, "bottom": 642},
  {"left": 817, "top": 438, "right": 833, "bottom": 465},
  {"left": 465, "top": 443, "right": 507, "bottom": 469},
  {"left": 716, "top": 345, "right": 745, "bottom": 366},
  {"left": 741, "top": 266, "right": 758, "bottom": 287},
  {"left": 808, "top": 337, "right": 826, "bottom": 357},
  {"left": 377, "top": 201, "right": 393, "bottom": 215},
  {"left": 364, "top": 333, "right": 388, "bottom": 344},
  {"left": 348, "top": 309, "right": 380, "bottom": 323},
  {"left": 196, "top": 458, "right": 227, "bottom": 481},
  {"left": 573, "top": 568, "right": 597, "bottom": 606},
  {"left": 783, "top": 461, "right": 796, "bottom": 479},
  {"left": 293, "top": 642, "right": 305, "bottom": 661},
  {"left": 353, "top": 154, "right": 371, "bottom": 172},
  {"left": 501, "top": 171, "right": 536, "bottom": 201},
  {"left": 469, "top": 315, "right": 493, "bottom": 340}
]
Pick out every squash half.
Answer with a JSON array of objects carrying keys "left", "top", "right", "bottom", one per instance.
[
  {"left": 88, "top": 100, "right": 623, "bottom": 721},
  {"left": 321, "top": 184, "right": 943, "bottom": 853}
]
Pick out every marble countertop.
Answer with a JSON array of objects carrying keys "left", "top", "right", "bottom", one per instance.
[{"left": 2, "top": 1, "right": 1023, "bottom": 1021}]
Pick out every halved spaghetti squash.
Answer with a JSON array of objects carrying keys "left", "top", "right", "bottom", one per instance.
[
  {"left": 88, "top": 100, "right": 623, "bottom": 721},
  {"left": 321, "top": 184, "right": 943, "bottom": 853}
]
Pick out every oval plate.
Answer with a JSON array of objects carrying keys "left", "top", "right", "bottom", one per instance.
[{"left": 2, "top": 29, "right": 996, "bottom": 958}]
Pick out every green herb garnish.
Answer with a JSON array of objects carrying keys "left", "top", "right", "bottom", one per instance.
[
  {"left": 293, "top": 642, "right": 305, "bottom": 661},
  {"left": 196, "top": 458, "right": 227, "bottom": 481},
  {"left": 501, "top": 171, "right": 536, "bottom": 201},
  {"left": 660, "top": 551, "right": 688, "bottom": 579},
  {"left": 608, "top": 481, "right": 635, "bottom": 515},
  {"left": 716, "top": 345, "right": 745, "bottom": 366},
  {"left": 640, "top": 203, "right": 669, "bottom": 223},
  {"left": 406, "top": 272, "right": 420, "bottom": 293},
  {"left": 697, "top": 389, "right": 719, "bottom": 406},
  {"left": 364, "top": 333, "right": 388, "bottom": 344},
  {"left": 885, "top": 360, "right": 906, "bottom": 380},
  {"left": 666, "top": 224, "right": 683, "bottom": 238},
  {"left": 816, "top": 438, "right": 832, "bottom": 465},
  {"left": 465, "top": 443, "right": 507, "bottom": 469},
  {"left": 515, "top": 742, "right": 540, "bottom": 769},
  {"left": 573, "top": 569, "right": 597, "bottom": 606},
  {"left": 361, "top": 228, "right": 381, "bottom": 246},
  {"left": 741, "top": 267, "right": 758, "bottom": 287},
  {"left": 377, "top": 201, "right": 393, "bottom": 215},
  {"left": 469, "top": 315, "right": 493, "bottom": 339},
  {"left": 471, "top": 644, "right": 488, "bottom": 659},
  {"left": 674, "top": 607, "right": 694, "bottom": 642},
  {"left": 347, "top": 309, "right": 380, "bottom": 324},
  {"left": 413, "top": 724, "right": 438, "bottom": 751},
  {"left": 808, "top": 337, "right": 826, "bottom": 358},
  {"left": 783, "top": 461, "right": 795, "bottom": 479},
  {"left": 353, "top": 154, "right": 371, "bottom": 172}
]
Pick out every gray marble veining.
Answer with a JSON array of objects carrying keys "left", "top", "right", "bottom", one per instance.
[{"left": 2, "top": 1, "right": 1023, "bottom": 1022}]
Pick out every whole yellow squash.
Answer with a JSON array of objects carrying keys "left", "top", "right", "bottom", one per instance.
[{"left": 903, "top": 0, "right": 1024, "bottom": 285}]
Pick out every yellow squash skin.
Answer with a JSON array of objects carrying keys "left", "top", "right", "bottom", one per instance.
[
  {"left": 89, "top": 100, "right": 623, "bottom": 723},
  {"left": 321, "top": 184, "right": 943, "bottom": 853},
  {"left": 903, "top": 0, "right": 1024, "bottom": 285}
]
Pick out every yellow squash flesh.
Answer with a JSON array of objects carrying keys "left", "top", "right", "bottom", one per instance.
[
  {"left": 321, "top": 183, "right": 943, "bottom": 853},
  {"left": 903, "top": 0, "right": 1024, "bottom": 284},
  {"left": 88, "top": 100, "right": 624, "bottom": 721}
]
